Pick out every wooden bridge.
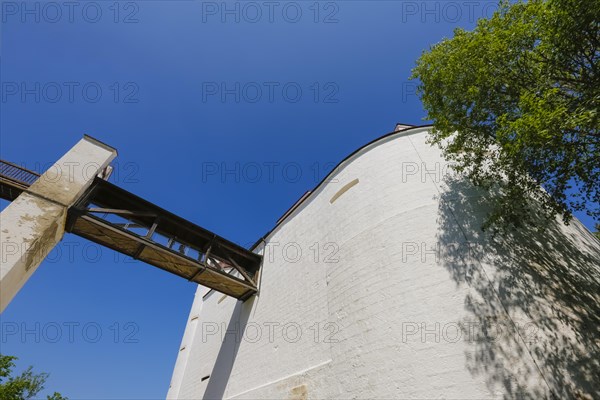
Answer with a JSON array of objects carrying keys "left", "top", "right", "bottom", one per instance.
[{"left": 0, "top": 159, "right": 261, "bottom": 300}]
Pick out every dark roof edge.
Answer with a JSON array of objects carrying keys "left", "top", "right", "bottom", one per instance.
[
  {"left": 83, "top": 134, "right": 118, "bottom": 155},
  {"left": 250, "top": 123, "right": 433, "bottom": 250}
]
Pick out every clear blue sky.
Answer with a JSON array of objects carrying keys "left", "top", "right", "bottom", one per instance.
[{"left": 0, "top": 1, "right": 595, "bottom": 398}]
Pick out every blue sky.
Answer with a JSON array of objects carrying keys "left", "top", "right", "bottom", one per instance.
[{"left": 0, "top": 1, "right": 596, "bottom": 398}]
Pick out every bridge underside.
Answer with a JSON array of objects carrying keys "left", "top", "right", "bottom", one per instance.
[{"left": 0, "top": 160, "right": 261, "bottom": 300}]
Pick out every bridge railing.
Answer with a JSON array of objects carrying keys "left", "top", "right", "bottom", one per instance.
[{"left": 0, "top": 160, "right": 40, "bottom": 187}]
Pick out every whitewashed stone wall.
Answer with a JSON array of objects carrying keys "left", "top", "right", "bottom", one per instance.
[{"left": 168, "top": 126, "right": 600, "bottom": 399}]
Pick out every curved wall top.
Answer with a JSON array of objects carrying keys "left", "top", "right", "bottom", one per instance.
[{"left": 252, "top": 124, "right": 433, "bottom": 248}]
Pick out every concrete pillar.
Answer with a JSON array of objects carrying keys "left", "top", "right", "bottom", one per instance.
[{"left": 0, "top": 136, "right": 117, "bottom": 313}]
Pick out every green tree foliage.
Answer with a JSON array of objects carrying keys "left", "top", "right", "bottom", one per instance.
[
  {"left": 412, "top": 0, "right": 599, "bottom": 231},
  {"left": 0, "top": 355, "right": 66, "bottom": 400}
]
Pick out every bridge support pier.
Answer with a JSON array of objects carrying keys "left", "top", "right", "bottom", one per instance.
[{"left": 0, "top": 136, "right": 117, "bottom": 313}]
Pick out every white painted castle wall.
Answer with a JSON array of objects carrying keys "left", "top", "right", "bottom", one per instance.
[{"left": 168, "top": 127, "right": 600, "bottom": 399}]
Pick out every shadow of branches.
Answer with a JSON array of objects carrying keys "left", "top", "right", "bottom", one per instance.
[{"left": 436, "top": 176, "right": 600, "bottom": 399}]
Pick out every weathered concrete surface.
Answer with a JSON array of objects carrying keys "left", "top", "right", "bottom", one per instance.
[
  {"left": 168, "top": 127, "right": 600, "bottom": 399},
  {"left": 0, "top": 136, "right": 117, "bottom": 313}
]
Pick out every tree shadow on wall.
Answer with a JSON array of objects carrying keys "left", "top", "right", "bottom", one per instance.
[{"left": 436, "top": 177, "right": 600, "bottom": 400}]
